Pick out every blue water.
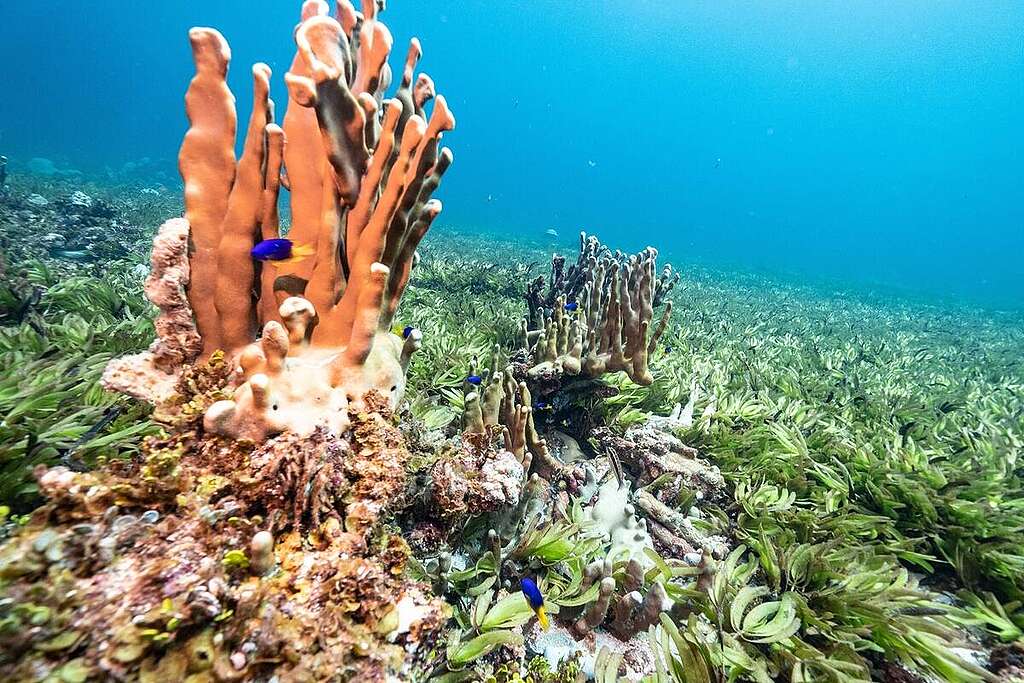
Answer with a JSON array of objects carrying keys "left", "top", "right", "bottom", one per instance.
[{"left": 1, "top": 1, "right": 1021, "bottom": 309}]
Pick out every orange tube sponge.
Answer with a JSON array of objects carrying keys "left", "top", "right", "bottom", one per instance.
[
  {"left": 107, "top": 2, "right": 454, "bottom": 443},
  {"left": 214, "top": 63, "right": 275, "bottom": 352},
  {"left": 179, "top": 28, "right": 237, "bottom": 358},
  {"left": 278, "top": 1, "right": 329, "bottom": 290}
]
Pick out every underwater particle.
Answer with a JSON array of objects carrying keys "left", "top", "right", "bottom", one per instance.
[
  {"left": 466, "top": 374, "right": 482, "bottom": 386},
  {"left": 249, "top": 530, "right": 274, "bottom": 576},
  {"left": 140, "top": 510, "right": 159, "bottom": 524},
  {"left": 520, "top": 577, "right": 549, "bottom": 630},
  {"left": 563, "top": 301, "right": 578, "bottom": 312}
]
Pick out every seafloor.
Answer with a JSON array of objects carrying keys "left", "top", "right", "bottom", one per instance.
[{"left": 1, "top": 172, "right": 1023, "bottom": 683}]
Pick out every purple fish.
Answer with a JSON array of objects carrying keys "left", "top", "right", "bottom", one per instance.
[
  {"left": 520, "top": 577, "right": 549, "bottom": 629},
  {"left": 251, "top": 239, "right": 293, "bottom": 261}
]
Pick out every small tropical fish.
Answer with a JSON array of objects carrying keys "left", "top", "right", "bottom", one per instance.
[
  {"left": 535, "top": 401, "right": 548, "bottom": 410},
  {"left": 545, "top": 228, "right": 558, "bottom": 238},
  {"left": 520, "top": 577, "right": 548, "bottom": 630},
  {"left": 53, "top": 250, "right": 91, "bottom": 261},
  {"left": 392, "top": 324, "right": 415, "bottom": 339},
  {"left": 251, "top": 238, "right": 314, "bottom": 263},
  {"left": 466, "top": 374, "right": 482, "bottom": 386},
  {"left": 563, "top": 302, "right": 578, "bottom": 312},
  {"left": 607, "top": 449, "right": 624, "bottom": 489}
]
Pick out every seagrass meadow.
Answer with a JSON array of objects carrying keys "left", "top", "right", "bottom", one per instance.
[{"left": 0, "top": 171, "right": 1022, "bottom": 682}]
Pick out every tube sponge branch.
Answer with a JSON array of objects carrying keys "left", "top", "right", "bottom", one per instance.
[{"left": 104, "top": 0, "right": 454, "bottom": 442}]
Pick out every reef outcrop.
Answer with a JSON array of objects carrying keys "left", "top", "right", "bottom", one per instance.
[
  {"left": 0, "top": 379, "right": 446, "bottom": 681},
  {"left": 102, "top": 218, "right": 201, "bottom": 403},
  {"left": 103, "top": 0, "right": 454, "bottom": 442},
  {"left": 523, "top": 232, "right": 676, "bottom": 388},
  {"left": 2, "top": 3, "right": 457, "bottom": 681}
]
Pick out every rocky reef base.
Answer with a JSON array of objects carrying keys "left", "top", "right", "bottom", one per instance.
[{"left": 0, "top": 362, "right": 448, "bottom": 682}]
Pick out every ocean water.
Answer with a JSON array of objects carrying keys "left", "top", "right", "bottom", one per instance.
[{"left": 1, "top": 1, "right": 1021, "bottom": 309}]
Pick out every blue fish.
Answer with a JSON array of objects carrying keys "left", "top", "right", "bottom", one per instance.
[
  {"left": 466, "top": 374, "right": 483, "bottom": 386},
  {"left": 520, "top": 577, "right": 549, "bottom": 630},
  {"left": 535, "top": 401, "right": 548, "bottom": 409},
  {"left": 251, "top": 239, "right": 314, "bottom": 263},
  {"left": 563, "top": 302, "right": 579, "bottom": 312}
]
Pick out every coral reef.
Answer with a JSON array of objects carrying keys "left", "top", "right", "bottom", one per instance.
[
  {"left": 1, "top": 1, "right": 1021, "bottom": 680},
  {"left": 566, "top": 557, "right": 673, "bottom": 640},
  {"left": 2, "top": 3, "right": 459, "bottom": 681},
  {"left": 0, "top": 382, "right": 446, "bottom": 681},
  {"left": 523, "top": 233, "right": 676, "bottom": 387},
  {"left": 3, "top": 191, "right": 1020, "bottom": 681},
  {"left": 104, "top": 0, "right": 454, "bottom": 442},
  {"left": 0, "top": 183, "right": 153, "bottom": 264},
  {"left": 102, "top": 218, "right": 201, "bottom": 403},
  {"left": 429, "top": 433, "right": 525, "bottom": 521}
]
